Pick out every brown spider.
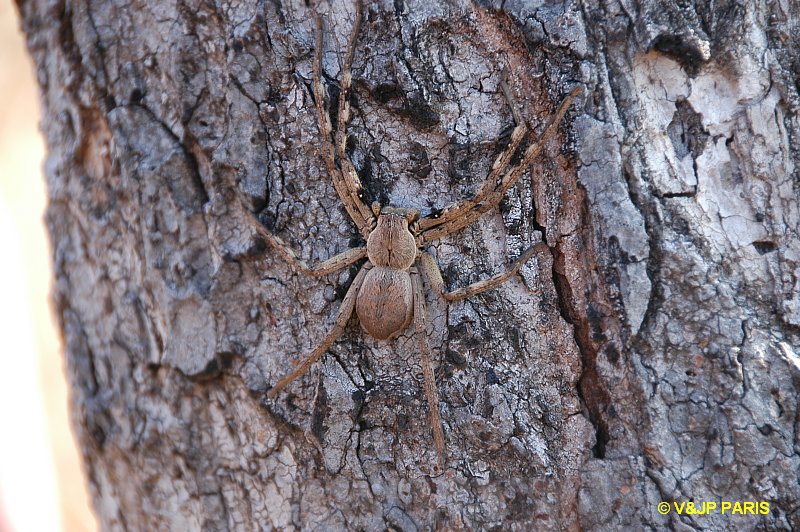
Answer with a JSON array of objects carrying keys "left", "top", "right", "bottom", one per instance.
[{"left": 257, "top": 0, "right": 581, "bottom": 466}]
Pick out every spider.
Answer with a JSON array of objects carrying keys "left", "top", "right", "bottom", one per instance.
[{"left": 256, "top": 0, "right": 581, "bottom": 466}]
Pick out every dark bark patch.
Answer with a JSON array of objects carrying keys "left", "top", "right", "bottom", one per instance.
[
  {"left": 311, "top": 380, "right": 330, "bottom": 442},
  {"left": 445, "top": 348, "right": 467, "bottom": 368},
  {"left": 752, "top": 240, "right": 777, "bottom": 254},
  {"left": 373, "top": 82, "right": 404, "bottom": 103},
  {"left": 667, "top": 98, "right": 709, "bottom": 160},
  {"left": 408, "top": 141, "right": 432, "bottom": 179},
  {"left": 652, "top": 34, "right": 708, "bottom": 74}
]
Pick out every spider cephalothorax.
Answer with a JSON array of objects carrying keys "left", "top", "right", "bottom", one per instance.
[{"left": 250, "top": 0, "right": 582, "bottom": 467}]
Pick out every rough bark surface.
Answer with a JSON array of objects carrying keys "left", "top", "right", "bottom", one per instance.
[{"left": 18, "top": 0, "right": 800, "bottom": 529}]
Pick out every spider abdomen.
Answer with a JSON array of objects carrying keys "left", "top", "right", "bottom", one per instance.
[{"left": 356, "top": 267, "right": 414, "bottom": 340}]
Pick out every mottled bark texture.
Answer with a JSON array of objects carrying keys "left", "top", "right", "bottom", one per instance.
[{"left": 18, "top": 0, "right": 800, "bottom": 529}]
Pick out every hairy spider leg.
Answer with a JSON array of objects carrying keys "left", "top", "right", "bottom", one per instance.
[
  {"left": 333, "top": 0, "right": 374, "bottom": 231},
  {"left": 418, "top": 243, "right": 547, "bottom": 301},
  {"left": 249, "top": 214, "right": 367, "bottom": 276},
  {"left": 268, "top": 264, "right": 372, "bottom": 398},
  {"left": 419, "top": 86, "right": 583, "bottom": 243},
  {"left": 313, "top": 3, "right": 373, "bottom": 238},
  {"left": 410, "top": 268, "right": 446, "bottom": 468},
  {"left": 416, "top": 74, "right": 527, "bottom": 234}
]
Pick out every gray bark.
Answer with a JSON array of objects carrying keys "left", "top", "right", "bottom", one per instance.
[{"left": 18, "top": 0, "right": 800, "bottom": 529}]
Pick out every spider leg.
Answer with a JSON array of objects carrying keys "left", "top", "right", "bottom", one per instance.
[
  {"left": 313, "top": 3, "right": 373, "bottom": 238},
  {"left": 417, "top": 73, "right": 527, "bottom": 234},
  {"left": 268, "top": 263, "right": 371, "bottom": 398},
  {"left": 249, "top": 214, "right": 366, "bottom": 276},
  {"left": 419, "top": 243, "right": 547, "bottom": 301},
  {"left": 333, "top": 0, "right": 374, "bottom": 231},
  {"left": 410, "top": 268, "right": 446, "bottom": 468},
  {"left": 419, "top": 86, "right": 583, "bottom": 244},
  {"left": 269, "top": 237, "right": 366, "bottom": 277}
]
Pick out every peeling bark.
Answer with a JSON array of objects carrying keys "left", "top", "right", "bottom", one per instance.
[{"left": 18, "top": 0, "right": 800, "bottom": 529}]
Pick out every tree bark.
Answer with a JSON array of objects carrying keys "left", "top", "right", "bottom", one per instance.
[{"left": 18, "top": 0, "right": 800, "bottom": 529}]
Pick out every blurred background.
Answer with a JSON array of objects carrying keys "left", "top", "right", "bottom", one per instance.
[{"left": 0, "top": 3, "right": 97, "bottom": 531}]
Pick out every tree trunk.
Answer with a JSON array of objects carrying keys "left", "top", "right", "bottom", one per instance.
[{"left": 18, "top": 0, "right": 800, "bottom": 529}]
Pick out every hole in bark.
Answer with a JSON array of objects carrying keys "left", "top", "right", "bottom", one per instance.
[
  {"left": 752, "top": 240, "right": 777, "bottom": 254},
  {"left": 129, "top": 88, "right": 144, "bottom": 103},
  {"left": 652, "top": 34, "right": 707, "bottom": 74},
  {"left": 661, "top": 191, "right": 696, "bottom": 199},
  {"left": 757, "top": 424, "right": 774, "bottom": 436}
]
